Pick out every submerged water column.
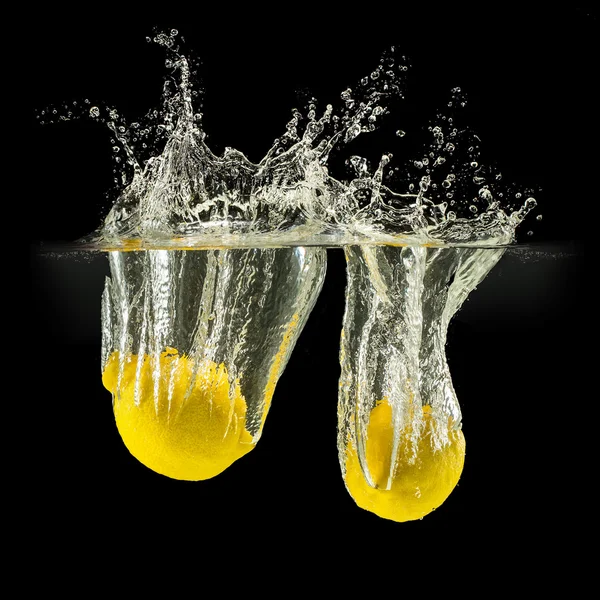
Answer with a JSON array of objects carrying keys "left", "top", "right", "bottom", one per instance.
[
  {"left": 101, "top": 247, "right": 326, "bottom": 480},
  {"left": 339, "top": 245, "right": 504, "bottom": 521}
]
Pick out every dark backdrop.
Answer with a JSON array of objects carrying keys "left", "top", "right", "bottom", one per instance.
[{"left": 29, "top": 7, "right": 588, "bottom": 556}]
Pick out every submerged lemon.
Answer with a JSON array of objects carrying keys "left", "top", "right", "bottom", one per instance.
[
  {"left": 345, "top": 401, "right": 465, "bottom": 522},
  {"left": 103, "top": 348, "right": 254, "bottom": 480}
]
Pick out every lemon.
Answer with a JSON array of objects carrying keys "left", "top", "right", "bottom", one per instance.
[
  {"left": 103, "top": 348, "right": 254, "bottom": 481},
  {"left": 344, "top": 400, "right": 465, "bottom": 522}
]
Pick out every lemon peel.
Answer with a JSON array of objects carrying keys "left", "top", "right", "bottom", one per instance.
[
  {"left": 344, "top": 400, "right": 465, "bottom": 522},
  {"left": 103, "top": 348, "right": 254, "bottom": 480}
]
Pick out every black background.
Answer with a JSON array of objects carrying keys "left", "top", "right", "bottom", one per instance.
[{"left": 29, "top": 7, "right": 588, "bottom": 555}]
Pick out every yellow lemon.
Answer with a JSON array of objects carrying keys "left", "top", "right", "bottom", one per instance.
[
  {"left": 344, "top": 400, "right": 465, "bottom": 522},
  {"left": 103, "top": 348, "right": 254, "bottom": 480}
]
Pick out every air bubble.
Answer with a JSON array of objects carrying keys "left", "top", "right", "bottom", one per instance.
[
  {"left": 396, "top": 130, "right": 406, "bottom": 137},
  {"left": 536, "top": 214, "right": 543, "bottom": 221}
]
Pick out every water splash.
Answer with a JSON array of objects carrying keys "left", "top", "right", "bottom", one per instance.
[
  {"left": 39, "top": 34, "right": 538, "bottom": 250},
  {"left": 38, "top": 33, "right": 543, "bottom": 516}
]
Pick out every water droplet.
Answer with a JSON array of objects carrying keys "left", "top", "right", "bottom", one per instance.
[
  {"left": 370, "top": 70, "right": 380, "bottom": 80},
  {"left": 345, "top": 123, "right": 361, "bottom": 143},
  {"left": 469, "top": 205, "right": 478, "bottom": 213},
  {"left": 527, "top": 230, "right": 534, "bottom": 236},
  {"left": 414, "top": 160, "right": 423, "bottom": 169},
  {"left": 470, "top": 161, "right": 478, "bottom": 168},
  {"left": 495, "top": 173, "right": 503, "bottom": 181},
  {"left": 536, "top": 214, "right": 543, "bottom": 221},
  {"left": 445, "top": 143, "right": 455, "bottom": 152},
  {"left": 447, "top": 211, "right": 456, "bottom": 220},
  {"left": 113, "top": 146, "right": 120, "bottom": 153},
  {"left": 442, "top": 179, "right": 452, "bottom": 189},
  {"left": 89, "top": 106, "right": 100, "bottom": 118},
  {"left": 515, "top": 192, "right": 522, "bottom": 199},
  {"left": 479, "top": 188, "right": 493, "bottom": 201},
  {"left": 525, "top": 197, "right": 537, "bottom": 208},
  {"left": 396, "top": 130, "right": 406, "bottom": 137},
  {"left": 170, "top": 29, "right": 179, "bottom": 36}
]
